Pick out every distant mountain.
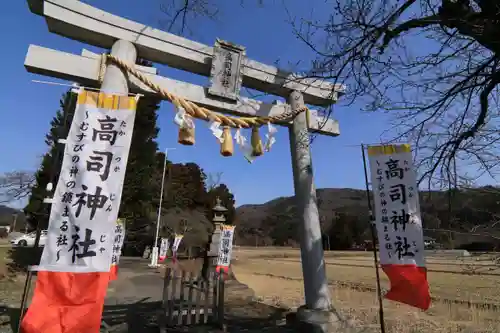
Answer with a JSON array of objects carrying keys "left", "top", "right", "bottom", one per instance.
[
  {"left": 0, "top": 205, "right": 28, "bottom": 231},
  {"left": 236, "top": 188, "right": 366, "bottom": 230},
  {"left": 234, "top": 187, "right": 500, "bottom": 250},
  {"left": 235, "top": 188, "right": 370, "bottom": 247}
]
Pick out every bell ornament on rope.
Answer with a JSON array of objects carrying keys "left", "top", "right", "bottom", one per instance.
[
  {"left": 251, "top": 127, "right": 264, "bottom": 157},
  {"left": 175, "top": 107, "right": 196, "bottom": 146},
  {"left": 220, "top": 126, "right": 234, "bottom": 157},
  {"left": 178, "top": 126, "right": 195, "bottom": 145}
]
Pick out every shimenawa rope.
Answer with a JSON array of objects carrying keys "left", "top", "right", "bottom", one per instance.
[{"left": 101, "top": 54, "right": 308, "bottom": 128}]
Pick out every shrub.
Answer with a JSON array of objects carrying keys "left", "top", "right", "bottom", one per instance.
[
  {"left": 7, "top": 246, "right": 43, "bottom": 274},
  {"left": 0, "top": 229, "right": 9, "bottom": 238}
]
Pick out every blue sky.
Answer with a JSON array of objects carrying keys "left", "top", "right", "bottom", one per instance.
[{"left": 0, "top": 0, "right": 395, "bottom": 208}]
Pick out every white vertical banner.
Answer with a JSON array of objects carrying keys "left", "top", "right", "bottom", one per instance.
[
  {"left": 367, "top": 144, "right": 425, "bottom": 265},
  {"left": 171, "top": 234, "right": 184, "bottom": 254},
  {"left": 158, "top": 237, "right": 170, "bottom": 262},
  {"left": 216, "top": 225, "right": 236, "bottom": 273},
  {"left": 35, "top": 90, "right": 138, "bottom": 273},
  {"left": 111, "top": 218, "right": 126, "bottom": 267},
  {"left": 109, "top": 218, "right": 126, "bottom": 280},
  {"left": 367, "top": 144, "right": 430, "bottom": 310}
]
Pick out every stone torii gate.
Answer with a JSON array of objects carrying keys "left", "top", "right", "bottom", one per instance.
[{"left": 25, "top": 0, "right": 346, "bottom": 331}]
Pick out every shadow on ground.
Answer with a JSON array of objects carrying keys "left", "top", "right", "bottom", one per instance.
[
  {"left": 101, "top": 299, "right": 161, "bottom": 333},
  {"left": 0, "top": 257, "right": 298, "bottom": 333},
  {"left": 0, "top": 305, "right": 21, "bottom": 333},
  {"left": 0, "top": 299, "right": 294, "bottom": 333},
  {"left": 100, "top": 298, "right": 295, "bottom": 332},
  {"left": 0, "top": 301, "right": 164, "bottom": 333}
]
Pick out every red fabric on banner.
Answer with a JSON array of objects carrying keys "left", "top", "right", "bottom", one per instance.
[
  {"left": 381, "top": 264, "right": 431, "bottom": 310},
  {"left": 215, "top": 266, "right": 228, "bottom": 273},
  {"left": 109, "top": 265, "right": 118, "bottom": 281},
  {"left": 21, "top": 271, "right": 109, "bottom": 333}
]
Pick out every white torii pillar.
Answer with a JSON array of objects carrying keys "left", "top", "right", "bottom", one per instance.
[
  {"left": 288, "top": 92, "right": 348, "bottom": 333},
  {"left": 100, "top": 40, "right": 137, "bottom": 94}
]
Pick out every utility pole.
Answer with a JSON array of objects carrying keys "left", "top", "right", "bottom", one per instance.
[
  {"left": 11, "top": 214, "right": 17, "bottom": 234},
  {"left": 149, "top": 147, "right": 175, "bottom": 268}
]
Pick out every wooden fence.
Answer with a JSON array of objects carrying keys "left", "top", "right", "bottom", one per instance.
[{"left": 158, "top": 266, "right": 225, "bottom": 332}]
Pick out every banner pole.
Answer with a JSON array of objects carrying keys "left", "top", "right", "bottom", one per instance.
[{"left": 361, "top": 144, "right": 386, "bottom": 333}]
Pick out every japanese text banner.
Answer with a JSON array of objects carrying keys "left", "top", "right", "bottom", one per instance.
[
  {"left": 36, "top": 90, "right": 137, "bottom": 273},
  {"left": 159, "top": 238, "right": 169, "bottom": 262},
  {"left": 216, "top": 225, "right": 235, "bottom": 274},
  {"left": 367, "top": 144, "right": 430, "bottom": 310},
  {"left": 171, "top": 234, "right": 183, "bottom": 263},
  {"left": 110, "top": 218, "right": 126, "bottom": 281},
  {"left": 172, "top": 234, "right": 183, "bottom": 253}
]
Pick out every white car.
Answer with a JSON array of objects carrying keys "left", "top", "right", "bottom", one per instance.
[{"left": 11, "top": 231, "right": 48, "bottom": 247}]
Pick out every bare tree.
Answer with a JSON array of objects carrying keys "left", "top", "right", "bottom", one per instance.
[
  {"left": 155, "top": 0, "right": 500, "bottom": 188},
  {"left": 205, "top": 171, "right": 223, "bottom": 191},
  {"left": 168, "top": 217, "right": 193, "bottom": 235},
  {"left": 285, "top": 0, "right": 500, "bottom": 188},
  {"left": 0, "top": 171, "right": 35, "bottom": 204},
  {"left": 159, "top": 0, "right": 220, "bottom": 36},
  {"left": 158, "top": 0, "right": 265, "bottom": 36},
  {"left": 179, "top": 218, "right": 192, "bottom": 233}
]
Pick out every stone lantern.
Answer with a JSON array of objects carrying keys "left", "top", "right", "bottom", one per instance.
[
  {"left": 213, "top": 197, "right": 227, "bottom": 222},
  {"left": 208, "top": 197, "right": 227, "bottom": 256}
]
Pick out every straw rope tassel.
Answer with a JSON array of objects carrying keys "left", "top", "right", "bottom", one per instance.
[
  {"left": 220, "top": 127, "right": 234, "bottom": 157},
  {"left": 103, "top": 54, "right": 309, "bottom": 129},
  {"left": 178, "top": 126, "right": 195, "bottom": 145},
  {"left": 251, "top": 127, "right": 264, "bottom": 157}
]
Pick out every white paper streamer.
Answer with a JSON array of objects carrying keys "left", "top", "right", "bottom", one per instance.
[
  {"left": 235, "top": 129, "right": 255, "bottom": 163},
  {"left": 173, "top": 110, "right": 184, "bottom": 127},
  {"left": 174, "top": 107, "right": 195, "bottom": 129},
  {"left": 264, "top": 123, "right": 278, "bottom": 152},
  {"left": 209, "top": 121, "right": 224, "bottom": 143}
]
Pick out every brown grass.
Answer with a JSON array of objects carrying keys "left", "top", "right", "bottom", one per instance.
[
  {"left": 232, "top": 247, "right": 500, "bottom": 333},
  {"left": 0, "top": 247, "right": 11, "bottom": 278}
]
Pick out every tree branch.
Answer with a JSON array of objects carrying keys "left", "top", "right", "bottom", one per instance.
[
  {"left": 381, "top": 15, "right": 441, "bottom": 52},
  {"left": 0, "top": 171, "right": 35, "bottom": 204}
]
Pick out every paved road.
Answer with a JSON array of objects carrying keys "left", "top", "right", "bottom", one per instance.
[
  {"left": 102, "top": 257, "right": 167, "bottom": 332},
  {"left": 106, "top": 257, "right": 165, "bottom": 303}
]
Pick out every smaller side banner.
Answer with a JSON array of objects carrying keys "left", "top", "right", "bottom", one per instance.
[
  {"left": 367, "top": 144, "right": 430, "bottom": 310},
  {"left": 158, "top": 238, "right": 170, "bottom": 262},
  {"left": 171, "top": 234, "right": 184, "bottom": 262},
  {"left": 109, "top": 218, "right": 126, "bottom": 281},
  {"left": 216, "top": 225, "right": 236, "bottom": 275}
]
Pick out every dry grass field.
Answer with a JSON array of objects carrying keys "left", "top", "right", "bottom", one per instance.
[{"left": 232, "top": 247, "right": 500, "bottom": 333}]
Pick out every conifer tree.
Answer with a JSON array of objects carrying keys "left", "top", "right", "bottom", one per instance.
[
  {"left": 119, "top": 93, "right": 161, "bottom": 254},
  {"left": 24, "top": 90, "right": 77, "bottom": 229}
]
